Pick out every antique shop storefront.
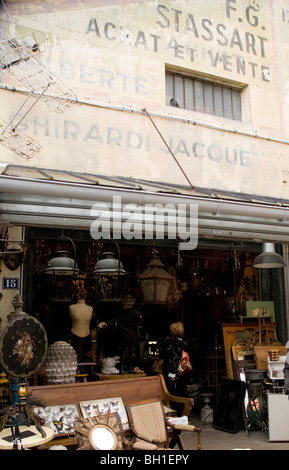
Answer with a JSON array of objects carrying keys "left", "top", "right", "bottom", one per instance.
[
  {"left": 1, "top": 166, "right": 289, "bottom": 390},
  {"left": 1, "top": 0, "right": 289, "bottom": 447}
]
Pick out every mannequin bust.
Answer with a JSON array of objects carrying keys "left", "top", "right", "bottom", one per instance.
[{"left": 69, "top": 298, "right": 93, "bottom": 338}]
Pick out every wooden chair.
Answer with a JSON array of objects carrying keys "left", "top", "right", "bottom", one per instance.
[{"left": 126, "top": 399, "right": 201, "bottom": 450}]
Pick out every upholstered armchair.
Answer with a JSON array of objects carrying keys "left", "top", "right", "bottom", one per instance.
[{"left": 126, "top": 399, "right": 201, "bottom": 450}]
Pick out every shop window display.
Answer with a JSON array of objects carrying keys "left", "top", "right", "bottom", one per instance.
[{"left": 25, "top": 232, "right": 263, "bottom": 393}]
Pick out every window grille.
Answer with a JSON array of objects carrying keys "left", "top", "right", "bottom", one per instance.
[{"left": 166, "top": 72, "right": 242, "bottom": 121}]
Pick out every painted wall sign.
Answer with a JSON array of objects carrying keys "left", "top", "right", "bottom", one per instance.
[
  {"left": 0, "top": 0, "right": 288, "bottom": 201},
  {"left": 83, "top": 1, "right": 272, "bottom": 82},
  {"left": 14, "top": 111, "right": 262, "bottom": 169}
]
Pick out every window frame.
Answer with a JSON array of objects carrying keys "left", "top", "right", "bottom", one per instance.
[{"left": 166, "top": 70, "right": 243, "bottom": 121}]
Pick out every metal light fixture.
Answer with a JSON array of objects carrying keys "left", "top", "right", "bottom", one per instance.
[
  {"left": 253, "top": 243, "right": 286, "bottom": 269},
  {"left": 44, "top": 234, "right": 80, "bottom": 302},
  {"left": 44, "top": 235, "right": 79, "bottom": 276},
  {"left": 138, "top": 250, "right": 173, "bottom": 304},
  {"left": 44, "top": 250, "right": 79, "bottom": 276},
  {"left": 92, "top": 242, "right": 129, "bottom": 302},
  {"left": 0, "top": 240, "right": 30, "bottom": 271}
]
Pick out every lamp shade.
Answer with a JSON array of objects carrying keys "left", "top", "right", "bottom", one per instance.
[
  {"left": 138, "top": 251, "right": 173, "bottom": 304},
  {"left": 92, "top": 252, "right": 126, "bottom": 276},
  {"left": 44, "top": 250, "right": 79, "bottom": 275},
  {"left": 253, "top": 243, "right": 286, "bottom": 269}
]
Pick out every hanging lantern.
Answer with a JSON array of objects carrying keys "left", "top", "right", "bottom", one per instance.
[
  {"left": 44, "top": 250, "right": 79, "bottom": 276},
  {"left": 138, "top": 251, "right": 173, "bottom": 304},
  {"left": 43, "top": 235, "right": 80, "bottom": 302},
  {"left": 92, "top": 248, "right": 129, "bottom": 302}
]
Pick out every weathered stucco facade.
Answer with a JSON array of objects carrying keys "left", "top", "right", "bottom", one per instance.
[
  {"left": 0, "top": 0, "right": 289, "bottom": 197},
  {"left": 1, "top": 0, "right": 289, "bottom": 334}
]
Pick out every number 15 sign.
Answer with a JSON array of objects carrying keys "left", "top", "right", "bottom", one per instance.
[{"left": 2, "top": 278, "right": 19, "bottom": 290}]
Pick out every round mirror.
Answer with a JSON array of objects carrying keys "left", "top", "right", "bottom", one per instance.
[{"left": 89, "top": 424, "right": 117, "bottom": 450}]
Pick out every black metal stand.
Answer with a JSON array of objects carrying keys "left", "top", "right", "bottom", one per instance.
[
  {"left": 246, "top": 378, "right": 268, "bottom": 436},
  {"left": 0, "top": 382, "right": 46, "bottom": 439}
]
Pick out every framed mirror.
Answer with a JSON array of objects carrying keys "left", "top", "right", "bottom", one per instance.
[{"left": 89, "top": 424, "right": 117, "bottom": 450}]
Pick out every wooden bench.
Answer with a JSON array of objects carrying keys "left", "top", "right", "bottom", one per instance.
[{"left": 29, "top": 374, "right": 195, "bottom": 449}]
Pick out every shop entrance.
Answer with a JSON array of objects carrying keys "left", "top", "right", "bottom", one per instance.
[{"left": 22, "top": 227, "right": 286, "bottom": 405}]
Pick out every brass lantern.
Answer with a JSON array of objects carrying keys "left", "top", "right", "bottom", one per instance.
[{"left": 138, "top": 251, "right": 173, "bottom": 304}]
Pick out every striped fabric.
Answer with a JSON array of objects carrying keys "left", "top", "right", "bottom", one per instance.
[{"left": 128, "top": 401, "right": 167, "bottom": 444}]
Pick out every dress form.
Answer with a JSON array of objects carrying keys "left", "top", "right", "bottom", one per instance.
[
  {"left": 69, "top": 299, "right": 93, "bottom": 362},
  {"left": 69, "top": 299, "right": 93, "bottom": 338}
]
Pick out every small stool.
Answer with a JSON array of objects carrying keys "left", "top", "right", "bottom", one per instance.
[{"left": 75, "top": 374, "right": 88, "bottom": 383}]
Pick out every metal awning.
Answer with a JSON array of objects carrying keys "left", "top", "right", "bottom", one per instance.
[{"left": 1, "top": 164, "right": 289, "bottom": 244}]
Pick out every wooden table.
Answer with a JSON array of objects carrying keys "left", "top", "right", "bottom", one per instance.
[{"left": 0, "top": 425, "right": 54, "bottom": 450}]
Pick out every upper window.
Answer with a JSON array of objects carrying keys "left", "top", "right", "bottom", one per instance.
[{"left": 166, "top": 71, "right": 242, "bottom": 121}]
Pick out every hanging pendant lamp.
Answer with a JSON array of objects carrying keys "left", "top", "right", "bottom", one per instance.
[
  {"left": 138, "top": 250, "right": 173, "bottom": 304},
  {"left": 43, "top": 234, "right": 79, "bottom": 302},
  {"left": 91, "top": 243, "right": 130, "bottom": 302},
  {"left": 44, "top": 249, "right": 79, "bottom": 276},
  {"left": 253, "top": 243, "right": 286, "bottom": 269}
]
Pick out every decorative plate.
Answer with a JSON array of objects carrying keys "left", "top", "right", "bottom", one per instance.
[{"left": 0, "top": 314, "right": 48, "bottom": 378}]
